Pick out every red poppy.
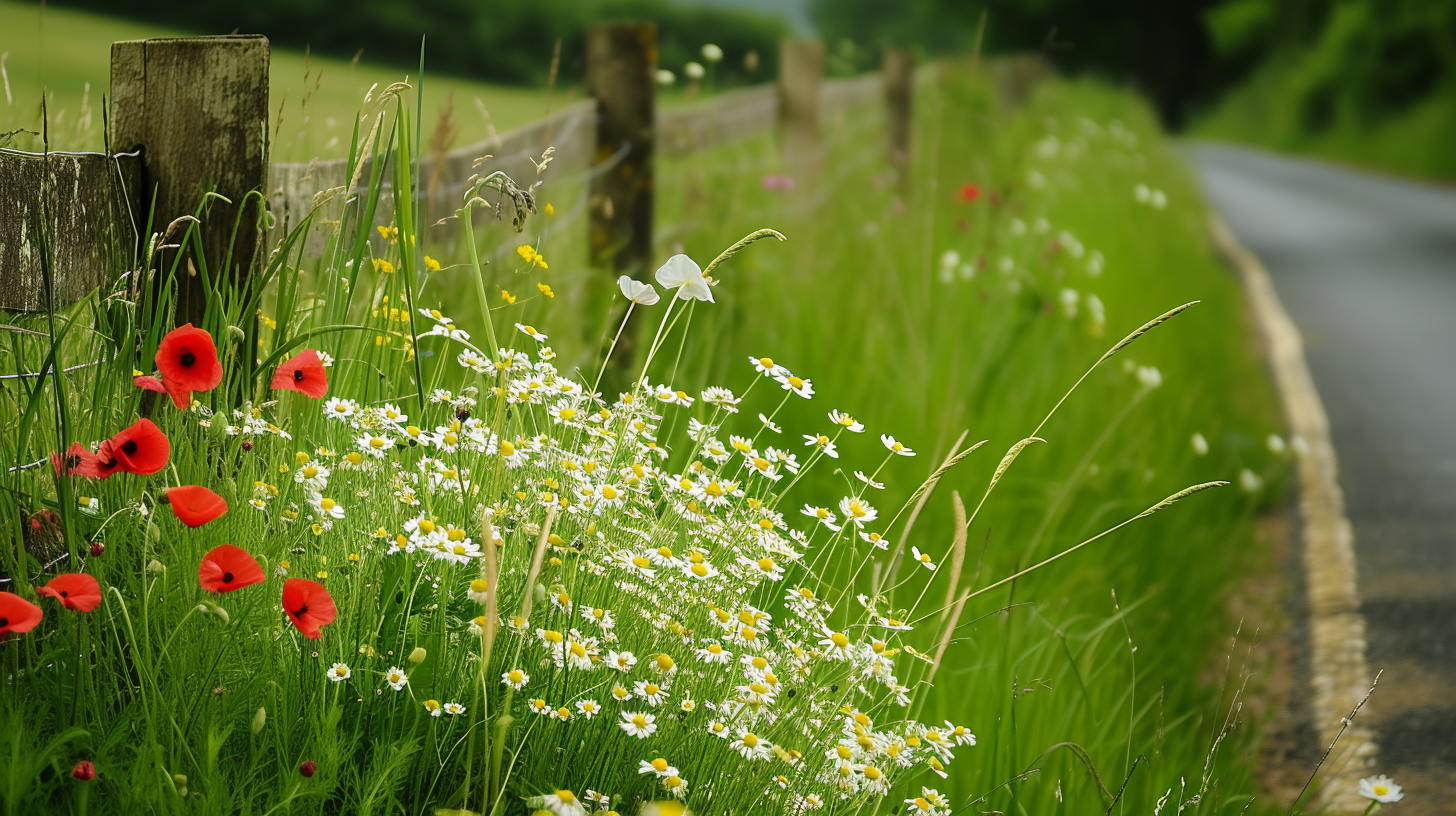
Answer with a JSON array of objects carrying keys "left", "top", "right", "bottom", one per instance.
[
  {"left": 167, "top": 485, "right": 228, "bottom": 527},
  {"left": 36, "top": 573, "right": 102, "bottom": 612},
  {"left": 134, "top": 375, "right": 166, "bottom": 394},
  {"left": 155, "top": 324, "right": 223, "bottom": 409},
  {"left": 51, "top": 442, "right": 110, "bottom": 479},
  {"left": 72, "top": 761, "right": 96, "bottom": 782},
  {"left": 198, "top": 545, "right": 264, "bottom": 594},
  {"left": 282, "top": 578, "right": 336, "bottom": 639},
  {"left": 0, "top": 592, "right": 44, "bottom": 637},
  {"left": 957, "top": 182, "right": 980, "bottom": 203},
  {"left": 103, "top": 419, "right": 170, "bottom": 475},
  {"left": 270, "top": 349, "right": 328, "bottom": 399}
]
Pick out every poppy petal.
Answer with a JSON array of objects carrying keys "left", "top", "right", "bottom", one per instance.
[
  {"left": 198, "top": 544, "right": 265, "bottom": 593},
  {"left": 0, "top": 592, "right": 44, "bottom": 634},
  {"left": 107, "top": 419, "right": 170, "bottom": 475},
  {"left": 281, "top": 578, "right": 336, "bottom": 639},
  {"left": 167, "top": 485, "right": 228, "bottom": 527},
  {"left": 133, "top": 375, "right": 166, "bottom": 394},
  {"left": 270, "top": 349, "right": 328, "bottom": 399},
  {"left": 155, "top": 324, "right": 223, "bottom": 396},
  {"left": 52, "top": 442, "right": 108, "bottom": 479},
  {"left": 35, "top": 573, "right": 102, "bottom": 613}
]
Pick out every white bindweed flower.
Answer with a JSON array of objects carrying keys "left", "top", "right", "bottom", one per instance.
[
  {"left": 1239, "top": 468, "right": 1263, "bottom": 493},
  {"left": 655, "top": 69, "right": 676, "bottom": 86},
  {"left": 1266, "top": 434, "right": 1287, "bottom": 455},
  {"left": 1191, "top": 432, "right": 1209, "bottom": 456},
  {"left": 618, "top": 275, "right": 661, "bottom": 305},
  {"left": 1136, "top": 365, "right": 1162, "bottom": 389},
  {"left": 655, "top": 255, "right": 713, "bottom": 302},
  {"left": 1358, "top": 775, "right": 1404, "bottom": 803},
  {"left": 684, "top": 61, "right": 705, "bottom": 80},
  {"left": 702, "top": 43, "right": 723, "bottom": 62}
]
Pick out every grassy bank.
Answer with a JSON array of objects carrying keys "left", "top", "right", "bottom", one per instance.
[
  {"left": 634, "top": 71, "right": 1289, "bottom": 811},
  {"left": 0, "top": 49, "right": 1290, "bottom": 814}
]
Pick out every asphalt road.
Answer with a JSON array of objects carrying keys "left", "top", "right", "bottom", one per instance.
[{"left": 1195, "top": 144, "right": 1456, "bottom": 812}]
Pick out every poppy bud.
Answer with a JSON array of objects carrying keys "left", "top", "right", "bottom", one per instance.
[
  {"left": 241, "top": 440, "right": 253, "bottom": 451},
  {"left": 147, "top": 522, "right": 161, "bottom": 544},
  {"left": 251, "top": 707, "right": 267, "bottom": 734},
  {"left": 146, "top": 559, "right": 165, "bottom": 573},
  {"left": 210, "top": 604, "right": 230, "bottom": 625},
  {"left": 299, "top": 761, "right": 316, "bottom": 778},
  {"left": 227, "top": 325, "right": 245, "bottom": 343},
  {"left": 172, "top": 774, "right": 187, "bottom": 787},
  {"left": 71, "top": 761, "right": 95, "bottom": 781},
  {"left": 408, "top": 647, "right": 427, "bottom": 665},
  {"left": 90, "top": 541, "right": 105, "bottom": 557}
]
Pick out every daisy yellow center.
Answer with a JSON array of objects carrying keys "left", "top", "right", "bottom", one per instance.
[
  {"left": 750, "top": 683, "right": 769, "bottom": 694},
  {"left": 831, "top": 632, "right": 849, "bottom": 648},
  {"left": 369, "top": 438, "right": 384, "bottom": 449},
  {"left": 559, "top": 408, "right": 576, "bottom": 420},
  {"left": 656, "top": 655, "right": 675, "bottom": 671},
  {"left": 751, "top": 656, "right": 767, "bottom": 669},
  {"left": 602, "top": 486, "right": 618, "bottom": 500},
  {"left": 644, "top": 683, "right": 659, "bottom": 695},
  {"left": 470, "top": 579, "right": 489, "bottom": 593},
  {"left": 652, "top": 758, "right": 669, "bottom": 772},
  {"left": 543, "top": 630, "right": 563, "bottom": 643},
  {"left": 864, "top": 765, "right": 882, "bottom": 780},
  {"left": 320, "top": 498, "right": 336, "bottom": 510},
  {"left": 757, "top": 557, "right": 776, "bottom": 572},
  {"left": 759, "top": 357, "right": 773, "bottom": 368},
  {"left": 500, "top": 441, "right": 515, "bottom": 456},
  {"left": 303, "top": 466, "right": 318, "bottom": 478},
  {"left": 1374, "top": 786, "right": 1388, "bottom": 796},
  {"left": 555, "top": 790, "right": 576, "bottom": 804},
  {"left": 691, "top": 564, "right": 709, "bottom": 577},
  {"left": 665, "top": 776, "right": 683, "bottom": 789},
  {"left": 449, "top": 528, "right": 466, "bottom": 542},
  {"left": 788, "top": 376, "right": 804, "bottom": 389},
  {"left": 657, "top": 546, "right": 674, "bottom": 558},
  {"left": 334, "top": 667, "right": 347, "bottom": 676},
  {"left": 742, "top": 733, "right": 759, "bottom": 747},
  {"left": 836, "top": 745, "right": 852, "bottom": 759},
  {"left": 632, "top": 715, "right": 647, "bottom": 727},
  {"left": 508, "top": 671, "right": 524, "bottom": 682},
  {"left": 633, "top": 556, "right": 651, "bottom": 569}
]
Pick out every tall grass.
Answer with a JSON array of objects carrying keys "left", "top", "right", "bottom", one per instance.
[{"left": 0, "top": 59, "right": 1288, "bottom": 815}]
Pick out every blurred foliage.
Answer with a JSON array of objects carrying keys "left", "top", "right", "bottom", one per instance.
[
  {"left": 42, "top": 0, "right": 787, "bottom": 86},
  {"left": 1196, "top": 0, "right": 1456, "bottom": 179}
]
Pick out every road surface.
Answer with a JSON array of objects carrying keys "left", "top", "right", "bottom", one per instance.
[{"left": 1195, "top": 144, "right": 1456, "bottom": 813}]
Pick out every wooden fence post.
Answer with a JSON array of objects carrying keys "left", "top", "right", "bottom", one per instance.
[
  {"left": 778, "top": 39, "right": 823, "bottom": 184},
  {"left": 883, "top": 48, "right": 914, "bottom": 195},
  {"left": 586, "top": 23, "right": 656, "bottom": 279},
  {"left": 111, "top": 35, "right": 270, "bottom": 326}
]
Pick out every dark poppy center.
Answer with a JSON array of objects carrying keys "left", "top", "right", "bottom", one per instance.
[
  {"left": 222, "top": 572, "right": 234, "bottom": 583},
  {"left": 65, "top": 454, "right": 81, "bottom": 467},
  {"left": 0, "top": 617, "right": 9, "bottom": 628},
  {"left": 293, "top": 369, "right": 305, "bottom": 382},
  {"left": 103, "top": 458, "right": 118, "bottom": 468},
  {"left": 122, "top": 440, "right": 139, "bottom": 455},
  {"left": 294, "top": 604, "right": 308, "bottom": 617},
  {"left": 180, "top": 351, "right": 196, "bottom": 368},
  {"left": 59, "top": 590, "right": 68, "bottom": 598}
]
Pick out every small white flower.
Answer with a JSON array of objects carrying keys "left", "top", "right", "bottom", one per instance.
[
  {"left": 639, "top": 758, "right": 679, "bottom": 779},
  {"left": 702, "top": 43, "right": 723, "bottom": 63},
  {"left": 656, "top": 69, "right": 676, "bottom": 86},
  {"left": 443, "top": 702, "right": 466, "bottom": 716},
  {"left": 654, "top": 255, "right": 713, "bottom": 302},
  {"left": 759, "top": 413, "right": 782, "bottom": 433},
  {"left": 1358, "top": 775, "right": 1403, "bottom": 803},
  {"left": 619, "top": 710, "right": 658, "bottom": 738},
  {"left": 1266, "top": 433, "right": 1287, "bottom": 455},
  {"left": 684, "top": 61, "right": 705, "bottom": 80},
  {"left": 1239, "top": 468, "right": 1263, "bottom": 493},
  {"left": 326, "top": 662, "right": 351, "bottom": 682},
  {"left": 1135, "top": 365, "right": 1162, "bottom": 389},
  {"left": 515, "top": 323, "right": 548, "bottom": 343},
  {"left": 881, "top": 434, "right": 915, "bottom": 456},
  {"left": 911, "top": 546, "right": 937, "bottom": 570},
  {"left": 575, "top": 699, "right": 601, "bottom": 719},
  {"left": 502, "top": 669, "right": 530, "bottom": 690},
  {"left": 618, "top": 275, "right": 661, "bottom": 305},
  {"left": 1191, "top": 432, "right": 1209, "bottom": 456},
  {"left": 384, "top": 666, "right": 408, "bottom": 691},
  {"left": 828, "top": 410, "right": 864, "bottom": 433}
]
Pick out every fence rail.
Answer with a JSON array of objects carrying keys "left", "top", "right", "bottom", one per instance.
[{"left": 2, "top": 30, "right": 1041, "bottom": 318}]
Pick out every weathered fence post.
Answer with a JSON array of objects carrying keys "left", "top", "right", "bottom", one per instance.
[
  {"left": 883, "top": 48, "right": 914, "bottom": 195},
  {"left": 111, "top": 35, "right": 270, "bottom": 325},
  {"left": 586, "top": 23, "right": 656, "bottom": 279},
  {"left": 778, "top": 39, "right": 823, "bottom": 184}
]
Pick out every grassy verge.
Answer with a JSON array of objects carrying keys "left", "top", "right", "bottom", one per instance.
[
  {"left": 0, "top": 53, "right": 1290, "bottom": 814},
  {"left": 634, "top": 69, "right": 1289, "bottom": 811}
]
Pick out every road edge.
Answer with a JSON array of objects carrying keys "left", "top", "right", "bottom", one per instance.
[{"left": 1208, "top": 214, "right": 1378, "bottom": 812}]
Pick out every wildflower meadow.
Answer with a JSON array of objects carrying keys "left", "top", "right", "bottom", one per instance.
[{"left": 0, "top": 36, "right": 1376, "bottom": 816}]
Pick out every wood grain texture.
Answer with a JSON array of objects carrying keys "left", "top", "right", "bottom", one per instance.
[
  {"left": 778, "top": 40, "right": 824, "bottom": 182},
  {"left": 586, "top": 23, "right": 656, "bottom": 276},
  {"left": 111, "top": 35, "right": 269, "bottom": 324},
  {"left": 0, "top": 149, "right": 142, "bottom": 311},
  {"left": 883, "top": 50, "right": 914, "bottom": 192}
]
